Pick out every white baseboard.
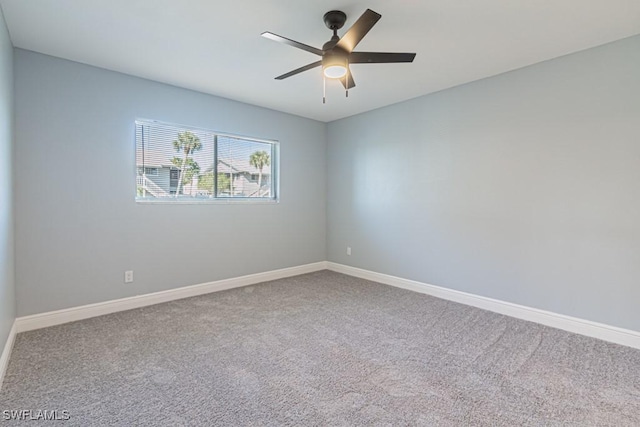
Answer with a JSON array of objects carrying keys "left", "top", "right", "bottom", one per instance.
[
  {"left": 15, "top": 262, "right": 328, "bottom": 333},
  {"left": 0, "top": 321, "right": 17, "bottom": 391},
  {"left": 11, "top": 260, "right": 640, "bottom": 351},
  {"left": 327, "top": 262, "right": 640, "bottom": 350}
]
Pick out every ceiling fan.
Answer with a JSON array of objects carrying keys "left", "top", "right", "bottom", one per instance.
[{"left": 262, "top": 9, "right": 416, "bottom": 102}]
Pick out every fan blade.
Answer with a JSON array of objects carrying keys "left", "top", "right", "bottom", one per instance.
[
  {"left": 261, "top": 32, "right": 323, "bottom": 56},
  {"left": 349, "top": 52, "right": 416, "bottom": 63},
  {"left": 340, "top": 67, "right": 356, "bottom": 90},
  {"left": 275, "top": 61, "right": 322, "bottom": 80},
  {"left": 336, "top": 9, "right": 381, "bottom": 53}
]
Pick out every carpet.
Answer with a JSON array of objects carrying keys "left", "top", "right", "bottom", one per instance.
[{"left": 1, "top": 270, "right": 639, "bottom": 426}]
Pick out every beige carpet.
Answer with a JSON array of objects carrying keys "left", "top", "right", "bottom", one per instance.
[{"left": 1, "top": 270, "right": 639, "bottom": 426}]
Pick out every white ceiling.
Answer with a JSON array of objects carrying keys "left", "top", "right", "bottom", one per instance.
[{"left": 1, "top": 1, "right": 639, "bottom": 122}]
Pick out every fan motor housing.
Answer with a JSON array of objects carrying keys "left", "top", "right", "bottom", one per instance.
[{"left": 322, "top": 48, "right": 348, "bottom": 67}]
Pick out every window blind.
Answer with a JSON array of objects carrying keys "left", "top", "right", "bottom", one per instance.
[{"left": 135, "top": 120, "right": 277, "bottom": 201}]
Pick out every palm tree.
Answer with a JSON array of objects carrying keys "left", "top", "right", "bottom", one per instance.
[
  {"left": 249, "top": 150, "right": 270, "bottom": 196},
  {"left": 172, "top": 131, "right": 202, "bottom": 197}
]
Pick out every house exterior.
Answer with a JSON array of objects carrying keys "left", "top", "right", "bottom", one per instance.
[
  {"left": 135, "top": 149, "right": 179, "bottom": 197},
  {"left": 215, "top": 159, "right": 272, "bottom": 197},
  {"left": 136, "top": 149, "right": 271, "bottom": 198}
]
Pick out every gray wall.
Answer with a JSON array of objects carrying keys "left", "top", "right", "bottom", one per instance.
[
  {"left": 0, "top": 9, "right": 15, "bottom": 346},
  {"left": 327, "top": 35, "right": 640, "bottom": 331},
  {"left": 14, "top": 49, "right": 326, "bottom": 316}
]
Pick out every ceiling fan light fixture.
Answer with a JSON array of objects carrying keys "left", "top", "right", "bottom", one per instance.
[
  {"left": 323, "top": 64, "right": 347, "bottom": 79},
  {"left": 322, "top": 50, "right": 348, "bottom": 79}
]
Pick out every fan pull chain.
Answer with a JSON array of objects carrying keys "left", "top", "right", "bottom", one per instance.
[
  {"left": 345, "top": 59, "right": 349, "bottom": 98},
  {"left": 323, "top": 74, "right": 326, "bottom": 104}
]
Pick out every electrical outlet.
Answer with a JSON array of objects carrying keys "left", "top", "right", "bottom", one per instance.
[
  {"left": 346, "top": 246, "right": 351, "bottom": 256},
  {"left": 124, "top": 270, "right": 134, "bottom": 283}
]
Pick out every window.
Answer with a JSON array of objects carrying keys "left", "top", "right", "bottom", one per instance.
[
  {"left": 135, "top": 119, "right": 278, "bottom": 201},
  {"left": 136, "top": 167, "right": 158, "bottom": 176}
]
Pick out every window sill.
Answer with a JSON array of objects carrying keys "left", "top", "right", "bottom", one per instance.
[{"left": 135, "top": 198, "right": 280, "bottom": 205}]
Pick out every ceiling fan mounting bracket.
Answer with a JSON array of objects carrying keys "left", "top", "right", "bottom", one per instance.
[{"left": 323, "top": 11, "right": 347, "bottom": 31}]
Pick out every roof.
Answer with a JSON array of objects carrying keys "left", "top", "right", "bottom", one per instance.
[
  {"left": 216, "top": 159, "right": 271, "bottom": 175},
  {"left": 135, "top": 148, "right": 175, "bottom": 168}
]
